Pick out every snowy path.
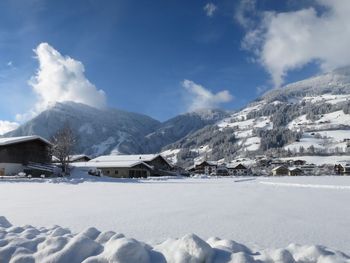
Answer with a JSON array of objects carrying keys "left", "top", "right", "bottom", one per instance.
[{"left": 0, "top": 176, "right": 349, "bottom": 255}]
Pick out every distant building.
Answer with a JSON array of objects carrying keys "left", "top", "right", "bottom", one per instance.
[
  {"left": 271, "top": 165, "right": 289, "bottom": 176},
  {"left": 189, "top": 161, "right": 217, "bottom": 175},
  {"left": 69, "top": 154, "right": 91, "bottom": 162},
  {"left": 88, "top": 154, "right": 173, "bottom": 178},
  {"left": 0, "top": 136, "right": 52, "bottom": 176},
  {"left": 334, "top": 164, "right": 350, "bottom": 175},
  {"left": 288, "top": 167, "right": 303, "bottom": 176},
  {"left": 293, "top": 160, "right": 306, "bottom": 166},
  {"left": 227, "top": 163, "right": 249, "bottom": 176}
]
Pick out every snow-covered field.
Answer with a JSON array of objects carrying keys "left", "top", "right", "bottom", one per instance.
[{"left": 0, "top": 174, "right": 350, "bottom": 262}]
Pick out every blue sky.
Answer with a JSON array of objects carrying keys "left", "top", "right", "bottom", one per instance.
[{"left": 0, "top": 0, "right": 348, "bottom": 131}]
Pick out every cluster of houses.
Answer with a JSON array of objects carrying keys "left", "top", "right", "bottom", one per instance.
[
  {"left": 188, "top": 161, "right": 250, "bottom": 176},
  {"left": 0, "top": 135, "right": 174, "bottom": 178},
  {"left": 0, "top": 135, "right": 350, "bottom": 178}
]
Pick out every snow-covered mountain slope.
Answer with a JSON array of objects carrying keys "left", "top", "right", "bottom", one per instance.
[
  {"left": 162, "top": 67, "right": 350, "bottom": 166},
  {"left": 5, "top": 102, "right": 229, "bottom": 156},
  {"left": 143, "top": 109, "right": 229, "bottom": 153},
  {"left": 6, "top": 102, "right": 161, "bottom": 156}
]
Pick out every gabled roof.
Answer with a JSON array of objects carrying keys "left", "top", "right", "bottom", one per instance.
[
  {"left": 227, "top": 163, "right": 248, "bottom": 170},
  {"left": 194, "top": 160, "right": 217, "bottom": 166},
  {"left": 0, "top": 135, "right": 52, "bottom": 147}
]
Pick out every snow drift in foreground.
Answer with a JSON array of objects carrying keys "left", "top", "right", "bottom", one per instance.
[{"left": 0, "top": 217, "right": 348, "bottom": 263}]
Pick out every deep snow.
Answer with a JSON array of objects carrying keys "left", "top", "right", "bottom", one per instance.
[
  {"left": 0, "top": 174, "right": 350, "bottom": 259},
  {"left": 0, "top": 216, "right": 349, "bottom": 263}
]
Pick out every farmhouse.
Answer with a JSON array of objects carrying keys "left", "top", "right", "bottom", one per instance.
[
  {"left": 189, "top": 161, "right": 217, "bottom": 175},
  {"left": 88, "top": 154, "right": 173, "bottom": 178},
  {"left": 227, "top": 163, "right": 249, "bottom": 176},
  {"left": 271, "top": 165, "right": 289, "bottom": 176},
  {"left": 0, "top": 136, "right": 52, "bottom": 176}
]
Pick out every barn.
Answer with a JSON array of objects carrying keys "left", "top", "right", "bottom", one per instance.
[{"left": 0, "top": 136, "right": 52, "bottom": 176}]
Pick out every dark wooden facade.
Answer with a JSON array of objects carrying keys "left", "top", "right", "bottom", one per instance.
[{"left": 0, "top": 139, "right": 52, "bottom": 164}]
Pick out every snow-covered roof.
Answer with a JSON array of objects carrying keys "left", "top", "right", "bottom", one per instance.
[
  {"left": 86, "top": 160, "right": 153, "bottom": 169},
  {"left": 194, "top": 160, "right": 217, "bottom": 166},
  {"left": 69, "top": 154, "right": 91, "bottom": 162},
  {"left": 271, "top": 165, "right": 288, "bottom": 171},
  {"left": 90, "top": 154, "right": 170, "bottom": 165},
  {"left": 0, "top": 135, "right": 52, "bottom": 147}
]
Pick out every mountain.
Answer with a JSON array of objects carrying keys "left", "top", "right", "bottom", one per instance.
[
  {"left": 143, "top": 109, "right": 229, "bottom": 153},
  {"left": 6, "top": 102, "right": 161, "bottom": 156},
  {"left": 162, "top": 67, "right": 350, "bottom": 166},
  {"left": 5, "top": 102, "right": 229, "bottom": 156}
]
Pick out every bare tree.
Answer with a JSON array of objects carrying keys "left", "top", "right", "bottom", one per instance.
[{"left": 51, "top": 122, "right": 77, "bottom": 175}]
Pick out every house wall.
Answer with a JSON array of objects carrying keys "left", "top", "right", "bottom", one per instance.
[
  {"left": 272, "top": 168, "right": 289, "bottom": 176},
  {"left": 98, "top": 165, "right": 150, "bottom": 178},
  {"left": 0, "top": 163, "right": 24, "bottom": 176},
  {"left": 0, "top": 140, "right": 51, "bottom": 164}
]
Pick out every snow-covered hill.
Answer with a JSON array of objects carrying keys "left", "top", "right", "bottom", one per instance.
[
  {"left": 162, "top": 67, "right": 350, "bottom": 166},
  {"left": 5, "top": 102, "right": 228, "bottom": 156}
]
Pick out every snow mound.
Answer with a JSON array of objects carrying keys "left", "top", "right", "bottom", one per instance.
[{"left": 0, "top": 217, "right": 349, "bottom": 263}]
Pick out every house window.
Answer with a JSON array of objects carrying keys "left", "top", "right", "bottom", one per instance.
[
  {"left": 115, "top": 170, "right": 118, "bottom": 175},
  {"left": 106, "top": 170, "right": 110, "bottom": 174}
]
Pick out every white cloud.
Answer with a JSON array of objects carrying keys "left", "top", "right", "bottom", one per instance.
[
  {"left": 16, "top": 42, "right": 106, "bottom": 121},
  {"left": 0, "top": 120, "right": 19, "bottom": 135},
  {"left": 234, "top": 0, "right": 257, "bottom": 29},
  {"left": 240, "top": 0, "right": 350, "bottom": 87},
  {"left": 182, "top": 79, "right": 233, "bottom": 111},
  {"left": 204, "top": 3, "right": 217, "bottom": 17}
]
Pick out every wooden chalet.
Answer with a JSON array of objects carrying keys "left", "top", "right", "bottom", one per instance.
[{"left": 0, "top": 136, "right": 52, "bottom": 176}]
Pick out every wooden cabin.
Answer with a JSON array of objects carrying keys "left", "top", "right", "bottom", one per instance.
[
  {"left": 0, "top": 136, "right": 52, "bottom": 176},
  {"left": 88, "top": 154, "right": 172, "bottom": 178}
]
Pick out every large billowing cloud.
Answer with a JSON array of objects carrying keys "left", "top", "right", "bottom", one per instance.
[
  {"left": 182, "top": 79, "right": 233, "bottom": 111},
  {"left": 16, "top": 43, "right": 106, "bottom": 121},
  {"left": 0, "top": 121, "right": 19, "bottom": 135},
  {"left": 239, "top": 0, "right": 350, "bottom": 87}
]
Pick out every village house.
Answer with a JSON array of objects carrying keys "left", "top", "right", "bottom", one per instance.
[
  {"left": 288, "top": 167, "right": 303, "bottom": 176},
  {"left": 188, "top": 161, "right": 217, "bottom": 175},
  {"left": 271, "top": 165, "right": 289, "bottom": 176},
  {"left": 227, "top": 163, "right": 249, "bottom": 176},
  {"left": 88, "top": 154, "right": 173, "bottom": 178},
  {"left": 334, "top": 163, "right": 350, "bottom": 175},
  {"left": 0, "top": 136, "right": 53, "bottom": 176}
]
